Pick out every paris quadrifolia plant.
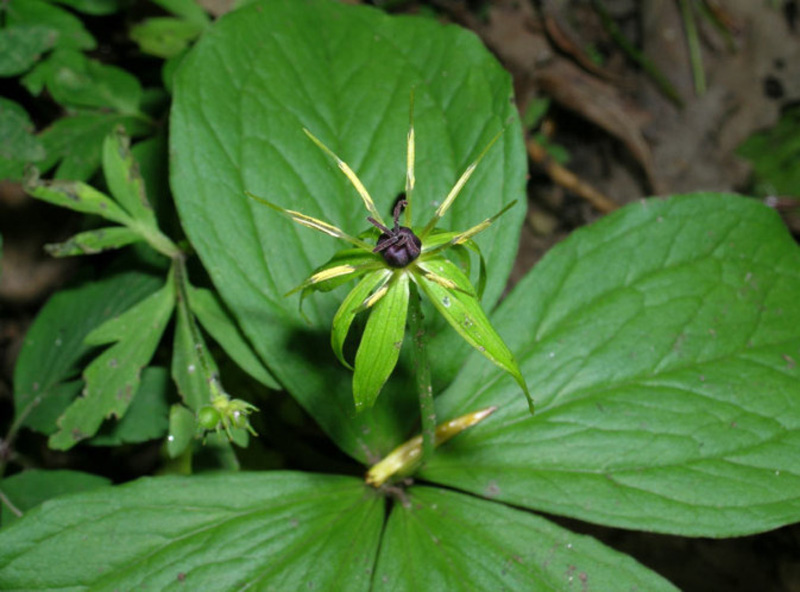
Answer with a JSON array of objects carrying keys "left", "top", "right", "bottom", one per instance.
[{"left": 247, "top": 92, "right": 534, "bottom": 452}]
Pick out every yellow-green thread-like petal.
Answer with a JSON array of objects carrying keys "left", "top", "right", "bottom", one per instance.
[
  {"left": 302, "top": 128, "right": 386, "bottom": 227},
  {"left": 285, "top": 264, "right": 361, "bottom": 297},
  {"left": 420, "top": 126, "right": 505, "bottom": 239},
  {"left": 421, "top": 201, "right": 517, "bottom": 260},
  {"left": 246, "top": 191, "right": 371, "bottom": 250}
]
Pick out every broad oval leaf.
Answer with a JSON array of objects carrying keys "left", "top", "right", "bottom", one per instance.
[
  {"left": 421, "top": 194, "right": 800, "bottom": 537},
  {"left": 374, "top": 486, "right": 676, "bottom": 591},
  {"left": 170, "top": 0, "right": 526, "bottom": 462},
  {"left": 0, "top": 469, "right": 109, "bottom": 528},
  {"left": 0, "top": 472, "right": 383, "bottom": 591}
]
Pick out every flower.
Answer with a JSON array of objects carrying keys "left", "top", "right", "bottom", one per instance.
[
  {"left": 197, "top": 381, "right": 258, "bottom": 441},
  {"left": 247, "top": 100, "right": 532, "bottom": 414}
]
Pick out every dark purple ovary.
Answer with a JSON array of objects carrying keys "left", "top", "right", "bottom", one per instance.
[
  {"left": 368, "top": 199, "right": 422, "bottom": 268},
  {"left": 376, "top": 227, "right": 421, "bottom": 268}
]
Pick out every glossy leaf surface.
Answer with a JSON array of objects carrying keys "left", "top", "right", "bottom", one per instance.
[
  {"left": 422, "top": 194, "right": 800, "bottom": 536},
  {"left": 170, "top": 0, "right": 526, "bottom": 461},
  {"left": 0, "top": 473, "right": 383, "bottom": 591},
  {"left": 374, "top": 486, "right": 676, "bottom": 591},
  {"left": 0, "top": 470, "right": 109, "bottom": 528}
]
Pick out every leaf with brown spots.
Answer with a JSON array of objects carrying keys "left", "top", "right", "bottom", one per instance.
[{"left": 49, "top": 271, "right": 174, "bottom": 450}]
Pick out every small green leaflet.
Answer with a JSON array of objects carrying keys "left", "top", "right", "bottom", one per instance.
[
  {"left": 45, "top": 226, "right": 143, "bottom": 256},
  {"left": 49, "top": 272, "right": 175, "bottom": 449},
  {"left": 187, "top": 285, "right": 279, "bottom": 389},
  {"left": 13, "top": 271, "right": 163, "bottom": 435}
]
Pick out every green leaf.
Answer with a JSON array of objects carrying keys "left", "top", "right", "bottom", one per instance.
[
  {"left": 172, "top": 275, "right": 218, "bottom": 411},
  {"left": 353, "top": 273, "right": 409, "bottom": 411},
  {"left": 23, "top": 49, "right": 142, "bottom": 114},
  {"left": 4, "top": 0, "right": 95, "bottom": 54},
  {"left": 38, "top": 112, "right": 152, "bottom": 181},
  {"left": 130, "top": 17, "right": 204, "bottom": 59},
  {"left": 166, "top": 403, "right": 196, "bottom": 458},
  {"left": 170, "top": 0, "right": 526, "bottom": 461},
  {"left": 149, "top": 0, "right": 210, "bottom": 27},
  {"left": 331, "top": 269, "right": 390, "bottom": 369},
  {"left": 44, "top": 225, "right": 143, "bottom": 256},
  {"left": 422, "top": 193, "right": 800, "bottom": 537},
  {"left": 45, "top": 0, "right": 122, "bottom": 16},
  {"left": 90, "top": 366, "right": 170, "bottom": 446},
  {"left": 374, "top": 486, "right": 676, "bottom": 591},
  {"left": 0, "top": 26, "right": 56, "bottom": 77},
  {"left": 187, "top": 286, "right": 280, "bottom": 389},
  {"left": 0, "top": 98, "right": 45, "bottom": 181},
  {"left": 521, "top": 97, "right": 551, "bottom": 131},
  {"left": 0, "top": 470, "right": 109, "bottom": 528},
  {"left": 24, "top": 172, "right": 132, "bottom": 225},
  {"left": 49, "top": 272, "right": 175, "bottom": 449},
  {"left": 415, "top": 257, "right": 532, "bottom": 412},
  {"left": 737, "top": 104, "right": 800, "bottom": 196},
  {"left": 13, "top": 272, "right": 163, "bottom": 435},
  {"left": 101, "top": 127, "right": 157, "bottom": 225},
  {"left": 0, "top": 473, "right": 383, "bottom": 591}
]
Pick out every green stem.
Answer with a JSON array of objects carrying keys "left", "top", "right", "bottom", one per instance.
[
  {"left": 173, "top": 255, "right": 221, "bottom": 405},
  {"left": 130, "top": 219, "right": 182, "bottom": 259},
  {"left": 679, "top": 0, "right": 706, "bottom": 96},
  {"left": 408, "top": 283, "right": 435, "bottom": 462},
  {"left": 0, "top": 395, "right": 40, "bottom": 479},
  {"left": 0, "top": 488, "right": 22, "bottom": 518}
]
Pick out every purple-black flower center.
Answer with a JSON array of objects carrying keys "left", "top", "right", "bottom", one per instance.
[{"left": 368, "top": 200, "right": 421, "bottom": 268}]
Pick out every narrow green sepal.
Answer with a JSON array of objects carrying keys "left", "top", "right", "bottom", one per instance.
[
  {"left": 352, "top": 273, "right": 409, "bottom": 412},
  {"left": 421, "top": 231, "right": 488, "bottom": 299},
  {"left": 290, "top": 249, "right": 383, "bottom": 322},
  {"left": 414, "top": 271, "right": 534, "bottom": 414},
  {"left": 416, "top": 257, "right": 477, "bottom": 296},
  {"left": 331, "top": 269, "right": 391, "bottom": 370}
]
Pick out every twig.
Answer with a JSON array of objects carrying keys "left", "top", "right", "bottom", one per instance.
[
  {"left": 526, "top": 139, "right": 619, "bottom": 214},
  {"left": 679, "top": 0, "right": 706, "bottom": 96}
]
